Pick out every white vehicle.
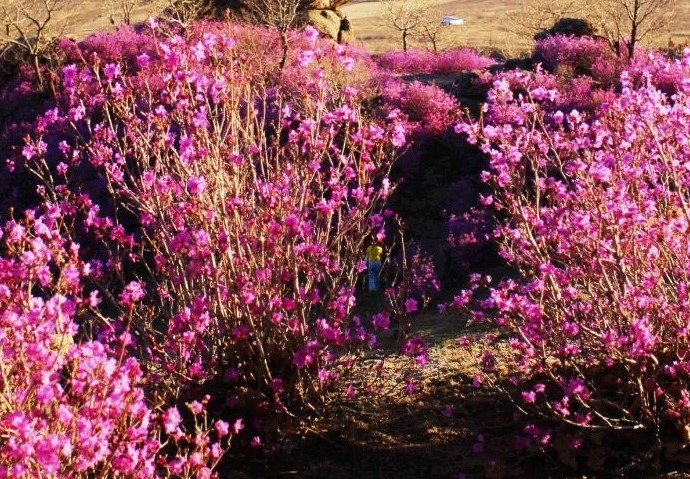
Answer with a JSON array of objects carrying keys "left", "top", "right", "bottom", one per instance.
[{"left": 441, "top": 15, "right": 464, "bottom": 26}]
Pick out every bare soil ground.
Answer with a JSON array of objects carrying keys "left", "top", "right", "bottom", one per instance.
[{"left": 223, "top": 306, "right": 690, "bottom": 479}]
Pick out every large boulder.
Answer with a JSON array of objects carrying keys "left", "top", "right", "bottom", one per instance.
[
  {"left": 310, "top": 0, "right": 332, "bottom": 9},
  {"left": 307, "top": 9, "right": 353, "bottom": 43},
  {"left": 534, "top": 17, "right": 598, "bottom": 40}
]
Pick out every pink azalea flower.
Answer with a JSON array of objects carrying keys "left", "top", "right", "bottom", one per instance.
[{"left": 404, "top": 298, "right": 418, "bottom": 314}]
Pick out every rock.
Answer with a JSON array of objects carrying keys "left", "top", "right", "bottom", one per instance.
[
  {"left": 338, "top": 16, "right": 354, "bottom": 44},
  {"left": 307, "top": 9, "right": 350, "bottom": 43},
  {"left": 452, "top": 70, "right": 489, "bottom": 100},
  {"left": 534, "top": 17, "right": 598, "bottom": 40},
  {"left": 310, "top": 0, "right": 332, "bottom": 9},
  {"left": 488, "top": 57, "right": 533, "bottom": 73}
]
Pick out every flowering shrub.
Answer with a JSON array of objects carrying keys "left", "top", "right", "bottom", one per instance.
[
  {"left": 19, "top": 21, "right": 406, "bottom": 423},
  {"left": 627, "top": 48, "right": 690, "bottom": 95},
  {"left": 455, "top": 54, "right": 690, "bottom": 450},
  {"left": 383, "top": 241, "right": 440, "bottom": 325},
  {"left": 445, "top": 207, "right": 494, "bottom": 275},
  {"left": 56, "top": 24, "right": 157, "bottom": 67},
  {"left": 479, "top": 67, "right": 618, "bottom": 124},
  {"left": 532, "top": 34, "right": 621, "bottom": 84},
  {"left": 377, "top": 48, "right": 495, "bottom": 75},
  {"left": 0, "top": 208, "right": 230, "bottom": 477},
  {"left": 380, "top": 79, "right": 461, "bottom": 134}
]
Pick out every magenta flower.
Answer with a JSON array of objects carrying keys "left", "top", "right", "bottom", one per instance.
[
  {"left": 103, "top": 63, "right": 121, "bottom": 80},
  {"left": 404, "top": 298, "right": 418, "bottom": 314},
  {"left": 303, "top": 25, "right": 320, "bottom": 45},
  {"left": 297, "top": 50, "right": 316, "bottom": 67},
  {"left": 371, "top": 312, "right": 390, "bottom": 330},
  {"left": 189, "top": 400, "right": 204, "bottom": 414},
  {"left": 232, "top": 419, "right": 244, "bottom": 435},
  {"left": 22, "top": 144, "right": 37, "bottom": 160},
  {"left": 136, "top": 53, "right": 150, "bottom": 69},
  {"left": 342, "top": 57, "right": 356, "bottom": 71},
  {"left": 521, "top": 390, "right": 537, "bottom": 403},
  {"left": 187, "top": 176, "right": 207, "bottom": 196},
  {"left": 369, "top": 214, "right": 384, "bottom": 228},
  {"left": 119, "top": 281, "right": 145, "bottom": 307},
  {"left": 162, "top": 407, "right": 182, "bottom": 434}
]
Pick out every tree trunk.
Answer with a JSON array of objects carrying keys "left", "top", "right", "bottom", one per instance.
[
  {"left": 278, "top": 28, "right": 289, "bottom": 70},
  {"left": 32, "top": 53, "right": 44, "bottom": 92},
  {"left": 628, "top": 0, "right": 640, "bottom": 59},
  {"left": 402, "top": 29, "right": 408, "bottom": 52}
]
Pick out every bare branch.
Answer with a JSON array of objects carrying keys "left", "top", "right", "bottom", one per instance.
[
  {"left": 510, "top": 0, "right": 675, "bottom": 59},
  {"left": 106, "top": 0, "right": 138, "bottom": 25},
  {"left": 379, "top": 0, "right": 428, "bottom": 52},
  {"left": 0, "top": 0, "right": 71, "bottom": 89}
]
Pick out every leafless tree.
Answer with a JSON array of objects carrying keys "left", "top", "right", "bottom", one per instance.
[
  {"left": 380, "top": 0, "right": 427, "bottom": 52},
  {"left": 416, "top": 6, "right": 449, "bottom": 54},
  {"left": 508, "top": 0, "right": 597, "bottom": 40},
  {"left": 106, "top": 0, "right": 138, "bottom": 26},
  {"left": 163, "top": 0, "right": 214, "bottom": 31},
  {"left": 594, "top": 0, "right": 675, "bottom": 58},
  {"left": 241, "top": 0, "right": 310, "bottom": 69},
  {"left": 0, "top": 0, "right": 70, "bottom": 90},
  {"left": 510, "top": 0, "right": 675, "bottom": 59}
]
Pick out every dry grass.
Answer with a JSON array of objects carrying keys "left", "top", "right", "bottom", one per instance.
[
  {"left": 342, "top": 0, "right": 690, "bottom": 55},
  {"left": 63, "top": 1, "right": 163, "bottom": 39},
  {"left": 342, "top": 0, "right": 530, "bottom": 55},
  {"left": 4, "top": 0, "right": 689, "bottom": 56},
  {"left": 0, "top": 0, "right": 164, "bottom": 45}
]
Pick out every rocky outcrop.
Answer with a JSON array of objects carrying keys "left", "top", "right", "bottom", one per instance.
[
  {"left": 450, "top": 69, "right": 490, "bottom": 116},
  {"left": 307, "top": 9, "right": 341, "bottom": 40},
  {"left": 534, "top": 17, "right": 598, "bottom": 40},
  {"left": 306, "top": 8, "right": 353, "bottom": 43},
  {"left": 311, "top": 0, "right": 332, "bottom": 9},
  {"left": 185, "top": 0, "right": 354, "bottom": 44}
]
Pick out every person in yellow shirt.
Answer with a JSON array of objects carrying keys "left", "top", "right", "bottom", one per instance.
[{"left": 366, "top": 237, "right": 383, "bottom": 292}]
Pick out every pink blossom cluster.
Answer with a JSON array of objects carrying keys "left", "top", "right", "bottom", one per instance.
[
  {"left": 56, "top": 24, "right": 157, "bottom": 67},
  {"left": 533, "top": 36, "right": 690, "bottom": 96},
  {"left": 380, "top": 79, "right": 461, "bottom": 134},
  {"left": 394, "top": 247, "right": 440, "bottom": 310},
  {"left": 532, "top": 34, "right": 622, "bottom": 84},
  {"left": 454, "top": 58, "right": 690, "bottom": 441},
  {"left": 17, "top": 19, "right": 408, "bottom": 443},
  {"left": 627, "top": 47, "right": 690, "bottom": 95},
  {"left": 476, "top": 67, "right": 617, "bottom": 123},
  {"left": 0, "top": 209, "right": 230, "bottom": 477},
  {"left": 377, "top": 48, "right": 496, "bottom": 75}
]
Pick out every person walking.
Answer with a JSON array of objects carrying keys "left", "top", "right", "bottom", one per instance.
[{"left": 366, "top": 237, "right": 383, "bottom": 292}]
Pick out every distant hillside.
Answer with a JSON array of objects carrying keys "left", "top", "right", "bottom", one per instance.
[
  {"left": 343, "top": 0, "right": 690, "bottom": 54},
  {"left": 4, "top": 0, "right": 689, "bottom": 54}
]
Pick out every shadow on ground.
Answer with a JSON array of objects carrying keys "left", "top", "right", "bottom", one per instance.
[{"left": 220, "top": 311, "right": 690, "bottom": 479}]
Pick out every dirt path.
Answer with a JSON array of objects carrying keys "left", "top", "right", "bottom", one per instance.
[
  {"left": 223, "top": 312, "right": 556, "bottom": 478},
  {"left": 222, "top": 308, "right": 690, "bottom": 478}
]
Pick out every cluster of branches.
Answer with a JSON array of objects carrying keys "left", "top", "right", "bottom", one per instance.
[
  {"left": 105, "top": 0, "right": 137, "bottom": 26},
  {"left": 162, "top": 0, "right": 352, "bottom": 67},
  {"left": 0, "top": 0, "right": 355, "bottom": 87},
  {"left": 597, "top": 0, "right": 675, "bottom": 58},
  {"left": 380, "top": 0, "right": 447, "bottom": 53},
  {"left": 510, "top": 0, "right": 676, "bottom": 59},
  {"left": 0, "top": 0, "right": 71, "bottom": 89}
]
